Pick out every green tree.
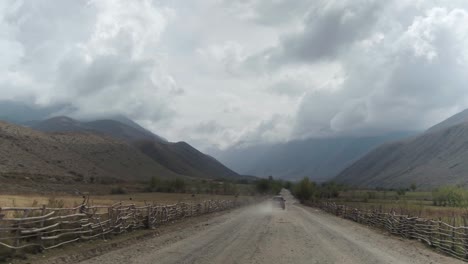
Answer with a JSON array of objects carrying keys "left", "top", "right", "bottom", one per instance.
[
  {"left": 173, "top": 178, "right": 186, "bottom": 193},
  {"left": 255, "top": 179, "right": 270, "bottom": 194},
  {"left": 293, "top": 177, "right": 315, "bottom": 203},
  {"left": 149, "top": 176, "right": 160, "bottom": 191}
]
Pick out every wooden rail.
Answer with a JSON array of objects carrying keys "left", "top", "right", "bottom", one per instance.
[
  {"left": 317, "top": 201, "right": 468, "bottom": 261},
  {"left": 0, "top": 198, "right": 251, "bottom": 254}
]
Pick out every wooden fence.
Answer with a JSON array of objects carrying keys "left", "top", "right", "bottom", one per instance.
[
  {"left": 317, "top": 201, "right": 468, "bottom": 261},
  {"left": 0, "top": 198, "right": 250, "bottom": 254}
]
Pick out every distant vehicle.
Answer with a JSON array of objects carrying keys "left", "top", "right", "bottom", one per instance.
[{"left": 273, "top": 195, "right": 285, "bottom": 210}]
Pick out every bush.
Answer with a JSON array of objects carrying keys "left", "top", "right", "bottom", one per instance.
[
  {"left": 172, "top": 178, "right": 186, "bottom": 193},
  {"left": 366, "top": 191, "right": 377, "bottom": 200},
  {"left": 254, "top": 177, "right": 282, "bottom": 195},
  {"left": 396, "top": 188, "right": 406, "bottom": 196},
  {"left": 293, "top": 178, "right": 315, "bottom": 203},
  {"left": 145, "top": 177, "right": 187, "bottom": 193},
  {"left": 149, "top": 176, "right": 160, "bottom": 191},
  {"left": 319, "top": 181, "right": 342, "bottom": 198},
  {"left": 110, "top": 186, "right": 127, "bottom": 194},
  {"left": 433, "top": 186, "right": 467, "bottom": 207}
]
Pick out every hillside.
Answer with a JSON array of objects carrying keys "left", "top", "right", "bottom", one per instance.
[
  {"left": 32, "top": 116, "right": 165, "bottom": 143},
  {"left": 31, "top": 116, "right": 239, "bottom": 180},
  {"left": 0, "top": 121, "right": 182, "bottom": 185},
  {"left": 209, "top": 132, "right": 412, "bottom": 182},
  {"left": 335, "top": 122, "right": 468, "bottom": 189},
  {"left": 134, "top": 140, "right": 239, "bottom": 179},
  {"left": 426, "top": 108, "right": 468, "bottom": 133}
]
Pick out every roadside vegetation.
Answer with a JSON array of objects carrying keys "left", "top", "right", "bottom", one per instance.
[
  {"left": 254, "top": 176, "right": 292, "bottom": 195},
  {"left": 291, "top": 177, "right": 468, "bottom": 225},
  {"left": 0, "top": 176, "right": 285, "bottom": 211}
]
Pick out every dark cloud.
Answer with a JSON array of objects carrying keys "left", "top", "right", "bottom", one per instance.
[{"left": 269, "top": 0, "right": 386, "bottom": 63}]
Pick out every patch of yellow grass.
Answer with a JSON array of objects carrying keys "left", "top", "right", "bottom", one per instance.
[{"left": 0, "top": 192, "right": 244, "bottom": 208}]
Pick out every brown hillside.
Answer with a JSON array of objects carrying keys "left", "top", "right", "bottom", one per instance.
[
  {"left": 134, "top": 140, "right": 239, "bottom": 179},
  {"left": 0, "top": 121, "right": 183, "bottom": 185},
  {"left": 31, "top": 116, "right": 240, "bottom": 180}
]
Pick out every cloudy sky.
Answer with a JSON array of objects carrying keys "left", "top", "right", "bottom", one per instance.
[{"left": 2, "top": 0, "right": 468, "bottom": 150}]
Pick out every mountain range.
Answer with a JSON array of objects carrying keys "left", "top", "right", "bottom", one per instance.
[
  {"left": 210, "top": 132, "right": 414, "bottom": 182},
  {"left": 0, "top": 109, "right": 240, "bottom": 189},
  {"left": 212, "top": 108, "right": 468, "bottom": 189},
  {"left": 4, "top": 99, "right": 468, "bottom": 190},
  {"left": 335, "top": 110, "right": 468, "bottom": 189}
]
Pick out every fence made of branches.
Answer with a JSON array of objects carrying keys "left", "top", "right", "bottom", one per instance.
[
  {"left": 0, "top": 198, "right": 249, "bottom": 255},
  {"left": 318, "top": 201, "right": 468, "bottom": 261}
]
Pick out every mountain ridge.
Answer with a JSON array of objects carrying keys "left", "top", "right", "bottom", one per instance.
[
  {"left": 334, "top": 109, "right": 468, "bottom": 189},
  {"left": 209, "top": 132, "right": 414, "bottom": 182},
  {"left": 30, "top": 116, "right": 240, "bottom": 180}
]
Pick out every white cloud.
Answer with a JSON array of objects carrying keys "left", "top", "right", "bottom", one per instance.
[
  {"left": 2, "top": 0, "right": 468, "bottom": 151},
  {"left": 0, "top": 0, "right": 179, "bottom": 120}
]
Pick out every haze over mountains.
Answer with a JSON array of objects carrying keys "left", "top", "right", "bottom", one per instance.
[
  {"left": 335, "top": 109, "right": 468, "bottom": 189},
  {"left": 212, "top": 108, "right": 468, "bottom": 189},
  {"left": 210, "top": 132, "right": 415, "bottom": 182},
  {"left": 5, "top": 97, "right": 468, "bottom": 191}
]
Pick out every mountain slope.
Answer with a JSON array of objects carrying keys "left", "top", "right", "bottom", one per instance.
[
  {"left": 427, "top": 108, "right": 468, "bottom": 133},
  {"left": 134, "top": 140, "right": 239, "bottom": 179},
  {"left": 32, "top": 116, "right": 165, "bottom": 143},
  {"left": 209, "top": 132, "right": 413, "bottom": 182},
  {"left": 0, "top": 121, "right": 182, "bottom": 184},
  {"left": 31, "top": 116, "right": 239, "bottom": 179},
  {"left": 335, "top": 123, "right": 468, "bottom": 189}
]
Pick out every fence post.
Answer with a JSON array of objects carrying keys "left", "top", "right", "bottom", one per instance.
[
  {"left": 146, "top": 206, "right": 152, "bottom": 229},
  {"left": 37, "top": 205, "right": 46, "bottom": 250},
  {"left": 14, "top": 210, "right": 28, "bottom": 256},
  {"left": 463, "top": 216, "right": 468, "bottom": 259},
  {"left": 108, "top": 206, "right": 113, "bottom": 234},
  {"left": 429, "top": 220, "right": 435, "bottom": 247},
  {"left": 451, "top": 216, "right": 456, "bottom": 253},
  {"left": 438, "top": 218, "right": 442, "bottom": 249}
]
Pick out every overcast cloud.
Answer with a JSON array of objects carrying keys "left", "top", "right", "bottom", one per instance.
[{"left": 1, "top": 0, "right": 468, "bottom": 150}]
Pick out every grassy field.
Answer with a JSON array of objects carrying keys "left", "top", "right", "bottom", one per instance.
[
  {"left": 329, "top": 190, "right": 468, "bottom": 225},
  {"left": 0, "top": 192, "right": 250, "bottom": 209}
]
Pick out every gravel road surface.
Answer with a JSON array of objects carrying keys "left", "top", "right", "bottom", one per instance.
[{"left": 79, "top": 191, "right": 462, "bottom": 264}]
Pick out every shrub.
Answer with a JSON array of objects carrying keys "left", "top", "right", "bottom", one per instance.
[
  {"left": 293, "top": 178, "right": 315, "bottom": 203},
  {"left": 396, "top": 188, "right": 406, "bottom": 196},
  {"left": 110, "top": 186, "right": 127, "bottom": 194},
  {"left": 433, "top": 186, "right": 467, "bottom": 207}
]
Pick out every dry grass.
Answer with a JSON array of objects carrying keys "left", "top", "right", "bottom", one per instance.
[
  {"left": 329, "top": 190, "right": 468, "bottom": 226},
  {"left": 0, "top": 192, "right": 245, "bottom": 208}
]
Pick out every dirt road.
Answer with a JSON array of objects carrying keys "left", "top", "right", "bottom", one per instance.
[{"left": 79, "top": 191, "right": 462, "bottom": 264}]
